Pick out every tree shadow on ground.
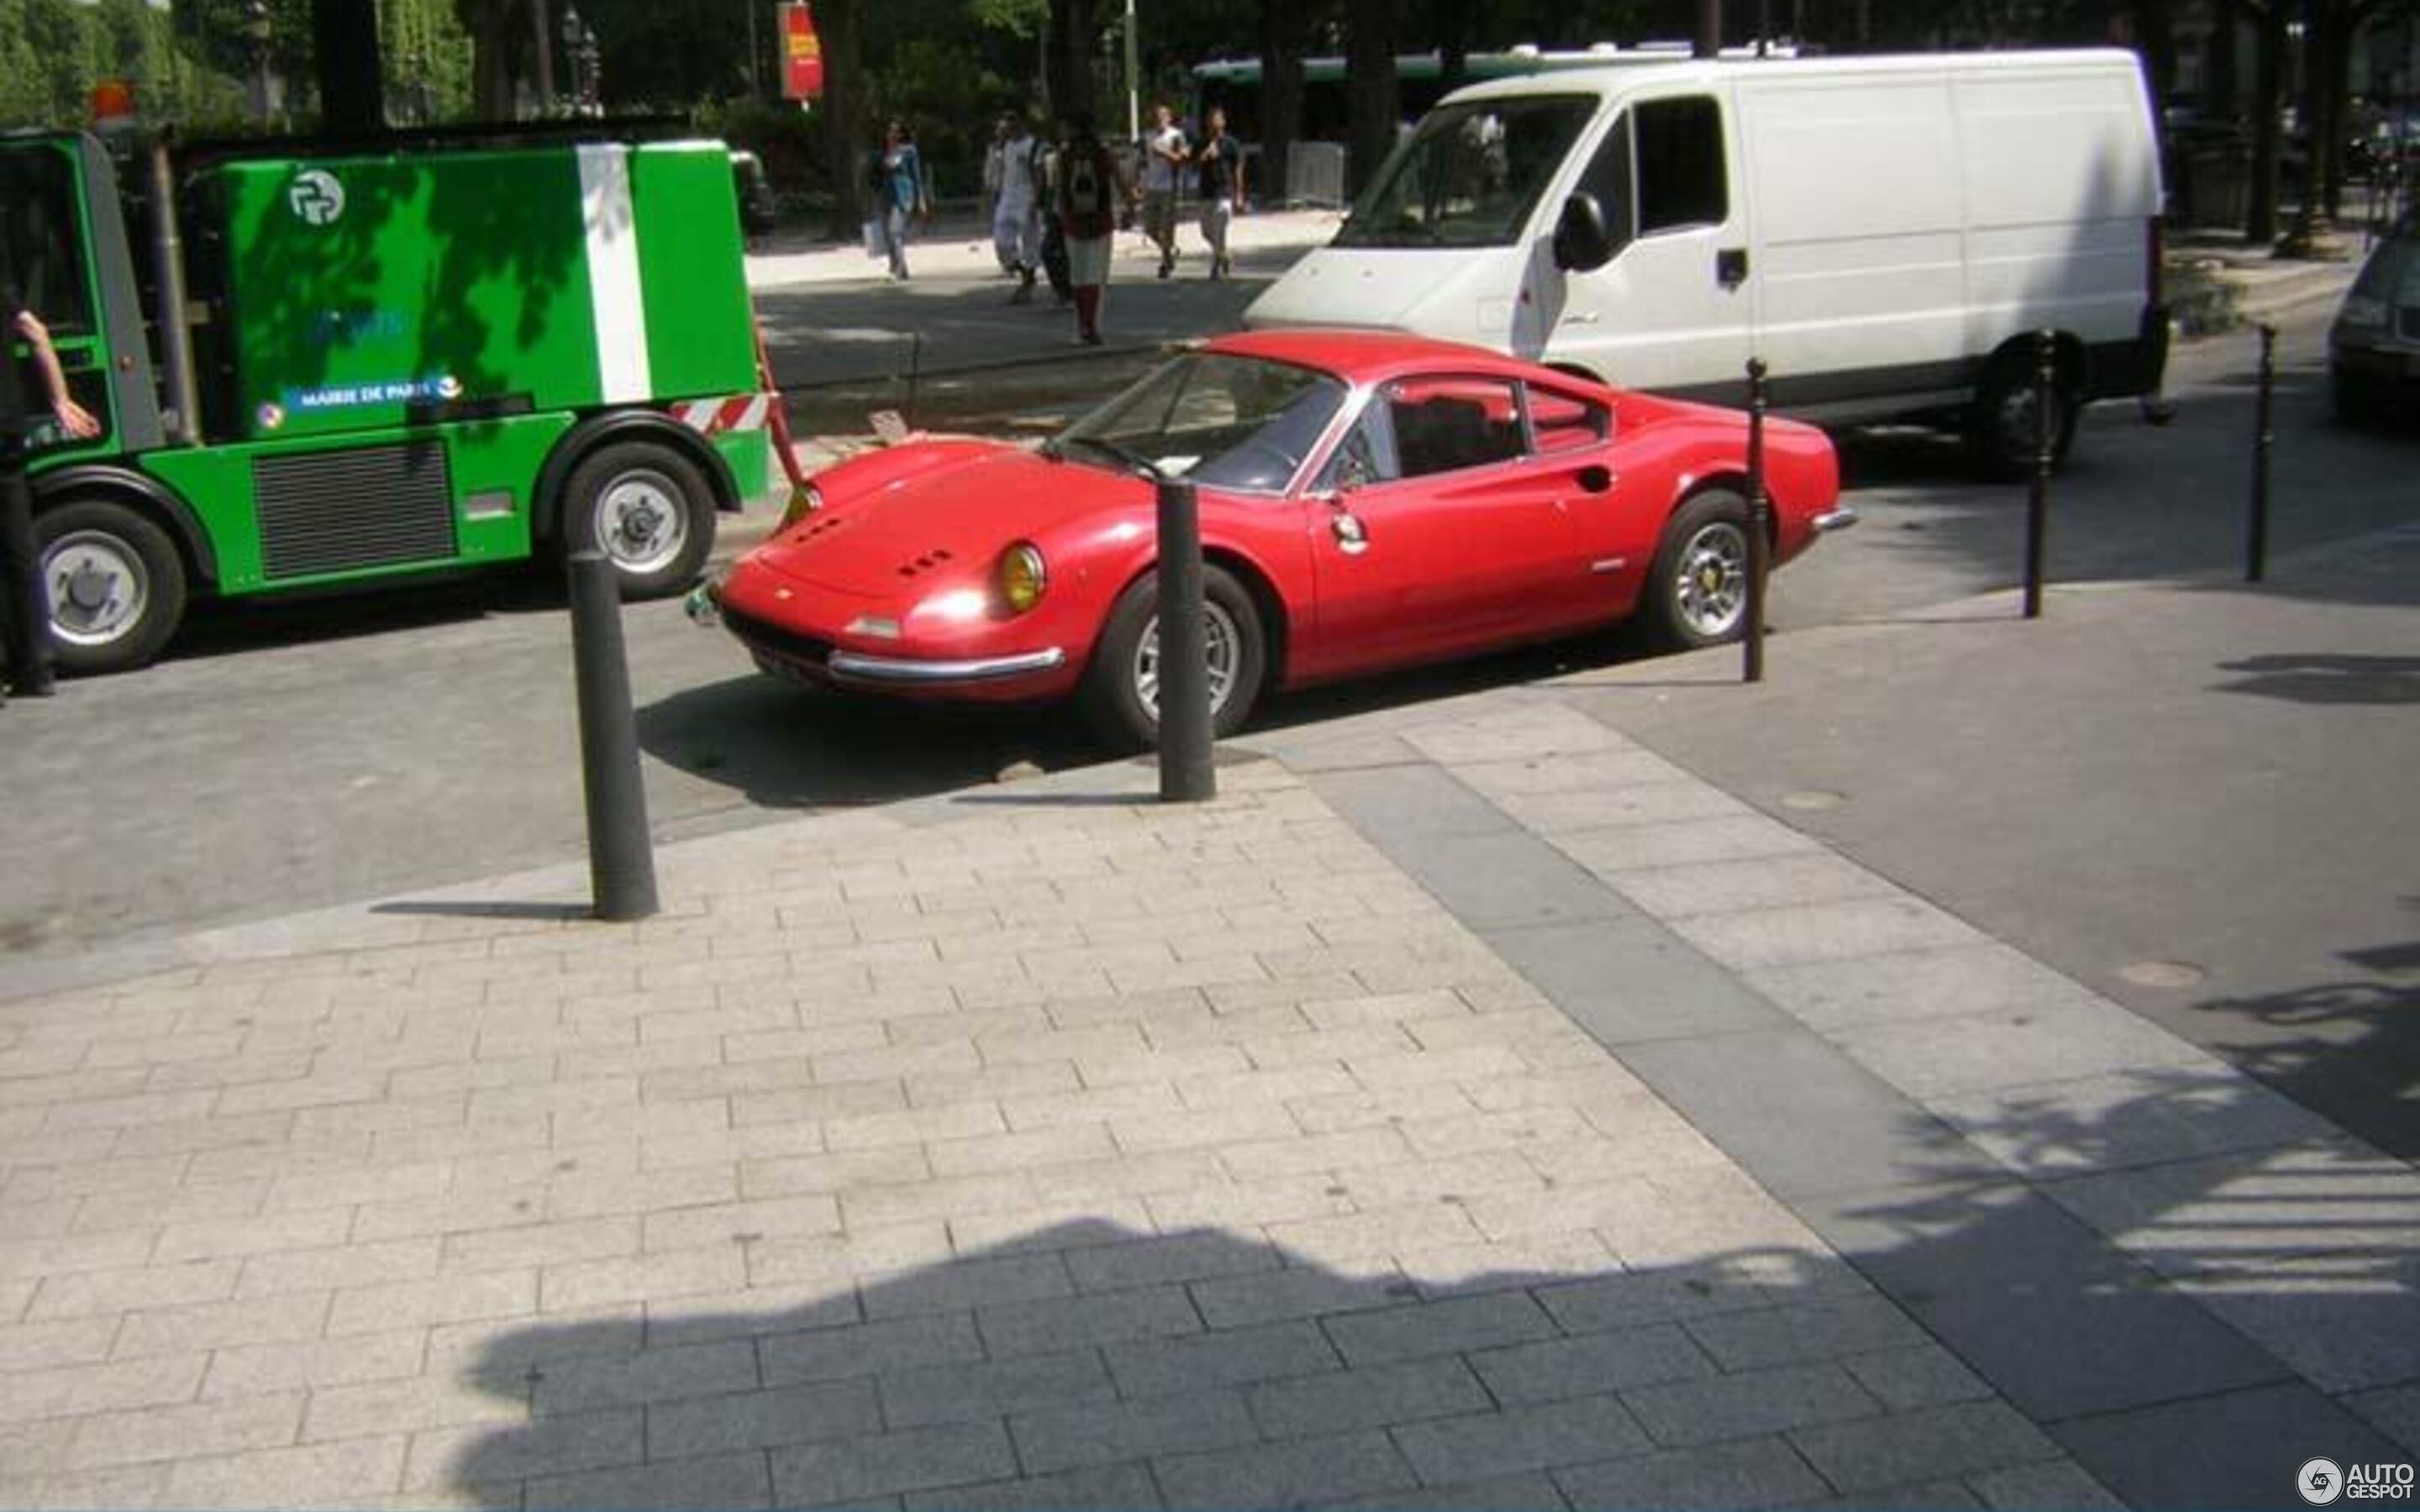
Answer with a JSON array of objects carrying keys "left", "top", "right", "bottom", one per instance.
[{"left": 2212, "top": 654, "right": 2420, "bottom": 706}]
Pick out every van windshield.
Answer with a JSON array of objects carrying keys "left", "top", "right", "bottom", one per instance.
[{"left": 1334, "top": 97, "right": 1598, "bottom": 249}]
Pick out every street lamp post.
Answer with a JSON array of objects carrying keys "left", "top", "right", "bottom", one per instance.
[{"left": 243, "top": 0, "right": 272, "bottom": 125}]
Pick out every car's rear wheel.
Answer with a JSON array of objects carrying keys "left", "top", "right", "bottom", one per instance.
[
  {"left": 1645, "top": 490, "right": 1754, "bottom": 651},
  {"left": 1080, "top": 564, "right": 1266, "bottom": 751},
  {"left": 36, "top": 499, "right": 188, "bottom": 675},
  {"left": 1966, "top": 347, "right": 2080, "bottom": 480},
  {"left": 561, "top": 440, "right": 718, "bottom": 598}
]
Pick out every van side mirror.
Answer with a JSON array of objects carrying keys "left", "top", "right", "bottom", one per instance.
[{"left": 1552, "top": 192, "right": 1614, "bottom": 273}]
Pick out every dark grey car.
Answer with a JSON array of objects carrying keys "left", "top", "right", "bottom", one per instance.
[{"left": 2330, "top": 213, "right": 2419, "bottom": 426}]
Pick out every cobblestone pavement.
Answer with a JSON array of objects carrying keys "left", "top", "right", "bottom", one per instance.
[{"left": 1, "top": 689, "right": 2414, "bottom": 1509}]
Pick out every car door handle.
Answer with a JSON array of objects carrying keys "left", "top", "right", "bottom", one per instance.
[{"left": 1717, "top": 248, "right": 1749, "bottom": 288}]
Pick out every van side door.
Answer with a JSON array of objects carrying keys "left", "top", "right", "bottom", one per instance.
[{"left": 1545, "top": 87, "right": 1753, "bottom": 404}]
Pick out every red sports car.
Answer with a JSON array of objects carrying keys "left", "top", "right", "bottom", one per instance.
[{"left": 705, "top": 330, "right": 1852, "bottom": 747}]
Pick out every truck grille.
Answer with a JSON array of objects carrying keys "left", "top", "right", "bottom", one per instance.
[{"left": 254, "top": 444, "right": 458, "bottom": 580}]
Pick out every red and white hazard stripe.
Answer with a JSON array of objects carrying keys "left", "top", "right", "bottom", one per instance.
[{"left": 674, "top": 393, "right": 773, "bottom": 434}]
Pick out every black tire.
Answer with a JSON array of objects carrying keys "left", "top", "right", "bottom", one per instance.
[
  {"left": 34, "top": 498, "right": 189, "bottom": 676},
  {"left": 1965, "top": 348, "right": 2081, "bottom": 481},
  {"left": 1079, "top": 564, "right": 1267, "bottom": 751},
  {"left": 560, "top": 440, "right": 718, "bottom": 599},
  {"left": 1644, "top": 490, "right": 1754, "bottom": 652}
]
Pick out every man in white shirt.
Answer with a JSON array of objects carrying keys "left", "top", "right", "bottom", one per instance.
[
  {"left": 1139, "top": 102, "right": 1187, "bottom": 279},
  {"left": 993, "top": 114, "right": 1044, "bottom": 302}
]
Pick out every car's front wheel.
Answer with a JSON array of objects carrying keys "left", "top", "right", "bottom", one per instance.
[
  {"left": 37, "top": 498, "right": 189, "bottom": 675},
  {"left": 1080, "top": 564, "right": 1266, "bottom": 751}
]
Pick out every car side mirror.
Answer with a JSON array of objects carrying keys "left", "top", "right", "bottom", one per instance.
[{"left": 1552, "top": 192, "right": 1614, "bottom": 274}]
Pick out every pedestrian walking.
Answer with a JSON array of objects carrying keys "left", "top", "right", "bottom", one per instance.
[
  {"left": 2, "top": 244, "right": 100, "bottom": 704},
  {"left": 992, "top": 113, "right": 1045, "bottom": 303},
  {"left": 865, "top": 120, "right": 929, "bottom": 281},
  {"left": 981, "top": 117, "right": 1015, "bottom": 276},
  {"left": 1139, "top": 102, "right": 1187, "bottom": 279},
  {"left": 1195, "top": 107, "right": 1244, "bottom": 280},
  {"left": 1055, "top": 113, "right": 1127, "bottom": 345},
  {"left": 1036, "top": 132, "right": 1074, "bottom": 307}
]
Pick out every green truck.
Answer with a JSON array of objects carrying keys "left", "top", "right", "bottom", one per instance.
[{"left": 2, "top": 124, "right": 771, "bottom": 674}]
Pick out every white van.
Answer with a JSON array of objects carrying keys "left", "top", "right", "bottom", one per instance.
[{"left": 1244, "top": 50, "right": 2169, "bottom": 474}]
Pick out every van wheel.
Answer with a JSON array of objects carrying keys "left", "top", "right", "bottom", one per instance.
[
  {"left": 1645, "top": 490, "right": 1753, "bottom": 651},
  {"left": 36, "top": 500, "right": 188, "bottom": 675},
  {"left": 1080, "top": 565, "right": 1266, "bottom": 752},
  {"left": 562, "top": 441, "right": 718, "bottom": 598},
  {"left": 1966, "top": 350, "right": 2080, "bottom": 480}
]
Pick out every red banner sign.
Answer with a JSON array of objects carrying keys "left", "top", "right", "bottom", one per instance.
[{"left": 781, "top": 3, "right": 824, "bottom": 101}]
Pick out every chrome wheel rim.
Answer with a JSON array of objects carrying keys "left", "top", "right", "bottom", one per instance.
[
  {"left": 595, "top": 469, "right": 688, "bottom": 575},
  {"left": 1674, "top": 522, "right": 1749, "bottom": 638},
  {"left": 1132, "top": 600, "right": 1241, "bottom": 719},
  {"left": 44, "top": 531, "right": 149, "bottom": 648}
]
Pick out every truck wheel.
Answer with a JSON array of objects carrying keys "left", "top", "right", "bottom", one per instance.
[
  {"left": 36, "top": 500, "right": 188, "bottom": 676},
  {"left": 1966, "top": 349, "right": 2079, "bottom": 480},
  {"left": 1080, "top": 564, "right": 1266, "bottom": 751},
  {"left": 1645, "top": 490, "right": 1753, "bottom": 651},
  {"left": 562, "top": 441, "right": 717, "bottom": 599}
]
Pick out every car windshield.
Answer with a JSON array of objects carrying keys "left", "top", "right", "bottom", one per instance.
[
  {"left": 1333, "top": 96, "right": 1599, "bottom": 249},
  {"left": 1057, "top": 353, "right": 1347, "bottom": 492},
  {"left": 2350, "top": 220, "right": 2419, "bottom": 302}
]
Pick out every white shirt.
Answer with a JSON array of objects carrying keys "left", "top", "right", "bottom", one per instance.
[
  {"left": 999, "top": 134, "right": 1040, "bottom": 207},
  {"left": 1143, "top": 125, "right": 1186, "bottom": 193}
]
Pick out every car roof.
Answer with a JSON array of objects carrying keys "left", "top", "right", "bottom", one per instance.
[{"left": 1205, "top": 328, "right": 1581, "bottom": 388}]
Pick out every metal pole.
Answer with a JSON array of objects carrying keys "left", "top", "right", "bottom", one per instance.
[
  {"left": 145, "top": 142, "right": 199, "bottom": 447},
  {"left": 2249, "top": 322, "right": 2276, "bottom": 584},
  {"left": 1155, "top": 475, "right": 1216, "bottom": 802},
  {"left": 1696, "top": 0, "right": 1721, "bottom": 57},
  {"left": 2023, "top": 329, "right": 2054, "bottom": 619},
  {"left": 1124, "top": 0, "right": 1140, "bottom": 144},
  {"left": 567, "top": 552, "right": 660, "bottom": 920},
  {"left": 1744, "top": 357, "right": 1770, "bottom": 685}
]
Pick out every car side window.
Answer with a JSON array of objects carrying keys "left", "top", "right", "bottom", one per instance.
[
  {"left": 1635, "top": 96, "right": 1727, "bottom": 235},
  {"left": 1316, "top": 402, "right": 1400, "bottom": 492},
  {"left": 1572, "top": 110, "right": 1637, "bottom": 257},
  {"left": 1526, "top": 384, "right": 1609, "bottom": 454},
  {"left": 1386, "top": 376, "right": 1528, "bottom": 480}
]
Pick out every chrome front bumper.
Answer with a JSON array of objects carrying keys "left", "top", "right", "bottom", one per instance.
[
  {"left": 1812, "top": 507, "right": 1860, "bottom": 533},
  {"left": 826, "top": 648, "right": 1069, "bottom": 685}
]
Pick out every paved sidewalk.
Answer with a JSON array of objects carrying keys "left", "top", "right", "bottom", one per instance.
[{"left": 5, "top": 647, "right": 2417, "bottom": 1506}]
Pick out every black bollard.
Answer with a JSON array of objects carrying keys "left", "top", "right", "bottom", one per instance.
[
  {"left": 2023, "top": 329, "right": 2054, "bottom": 620},
  {"left": 1743, "top": 358, "right": 1770, "bottom": 685},
  {"left": 1155, "top": 475, "right": 1217, "bottom": 803},
  {"left": 2249, "top": 322, "right": 2276, "bottom": 585},
  {"left": 567, "top": 551, "right": 660, "bottom": 921}
]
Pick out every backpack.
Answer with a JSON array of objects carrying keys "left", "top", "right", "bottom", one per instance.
[{"left": 1060, "top": 144, "right": 1114, "bottom": 238}]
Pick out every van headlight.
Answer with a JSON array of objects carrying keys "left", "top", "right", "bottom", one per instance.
[
  {"left": 997, "top": 542, "right": 1048, "bottom": 614},
  {"left": 2337, "top": 295, "right": 2388, "bottom": 331}
]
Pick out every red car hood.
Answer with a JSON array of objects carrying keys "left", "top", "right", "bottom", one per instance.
[{"left": 750, "top": 444, "right": 1147, "bottom": 596}]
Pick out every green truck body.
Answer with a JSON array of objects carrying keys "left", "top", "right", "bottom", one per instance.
[{"left": 2, "top": 127, "right": 771, "bottom": 671}]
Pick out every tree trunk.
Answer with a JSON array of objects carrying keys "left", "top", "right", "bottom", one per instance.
[
  {"left": 821, "top": 0, "right": 867, "bottom": 239},
  {"left": 2317, "top": 2, "right": 2353, "bottom": 218},
  {"left": 2206, "top": 0, "right": 2239, "bottom": 118},
  {"left": 314, "top": 0, "right": 387, "bottom": 129},
  {"left": 2137, "top": 0, "right": 2177, "bottom": 100},
  {"left": 1258, "top": 0, "right": 1307, "bottom": 207},
  {"left": 1046, "top": 0, "right": 1097, "bottom": 128},
  {"left": 2247, "top": 2, "right": 2285, "bottom": 242},
  {"left": 455, "top": 0, "right": 519, "bottom": 119},
  {"left": 1344, "top": 0, "right": 1398, "bottom": 198},
  {"left": 2293, "top": 1, "right": 2333, "bottom": 234},
  {"left": 1437, "top": 0, "right": 1474, "bottom": 89}
]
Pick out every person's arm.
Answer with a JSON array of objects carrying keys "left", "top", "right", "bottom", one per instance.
[
  {"left": 1234, "top": 144, "right": 1247, "bottom": 211},
  {"left": 14, "top": 311, "right": 98, "bottom": 439}
]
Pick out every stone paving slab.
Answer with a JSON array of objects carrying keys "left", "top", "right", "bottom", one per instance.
[{"left": 3, "top": 685, "right": 2414, "bottom": 1509}]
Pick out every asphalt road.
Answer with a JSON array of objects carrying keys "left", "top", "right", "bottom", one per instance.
[{"left": 0, "top": 293, "right": 2387, "bottom": 989}]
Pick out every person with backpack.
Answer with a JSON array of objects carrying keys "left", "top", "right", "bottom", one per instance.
[
  {"left": 1055, "top": 113, "right": 1128, "bottom": 345},
  {"left": 866, "top": 119, "right": 929, "bottom": 281}
]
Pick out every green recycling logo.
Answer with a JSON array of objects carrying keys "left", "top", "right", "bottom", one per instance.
[{"left": 289, "top": 170, "right": 345, "bottom": 226}]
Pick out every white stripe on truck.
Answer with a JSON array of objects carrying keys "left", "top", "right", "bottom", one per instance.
[{"left": 577, "top": 144, "right": 652, "bottom": 404}]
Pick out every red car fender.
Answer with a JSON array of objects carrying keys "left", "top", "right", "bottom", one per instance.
[{"left": 1062, "top": 508, "right": 1313, "bottom": 688}]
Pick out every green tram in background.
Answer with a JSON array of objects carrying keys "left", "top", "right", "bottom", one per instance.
[{"left": 1, "top": 123, "right": 772, "bottom": 674}]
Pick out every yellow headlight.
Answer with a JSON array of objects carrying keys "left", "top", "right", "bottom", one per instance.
[{"left": 998, "top": 542, "right": 1048, "bottom": 614}]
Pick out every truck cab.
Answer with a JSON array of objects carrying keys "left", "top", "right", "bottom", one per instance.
[{"left": 2, "top": 125, "right": 772, "bottom": 675}]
